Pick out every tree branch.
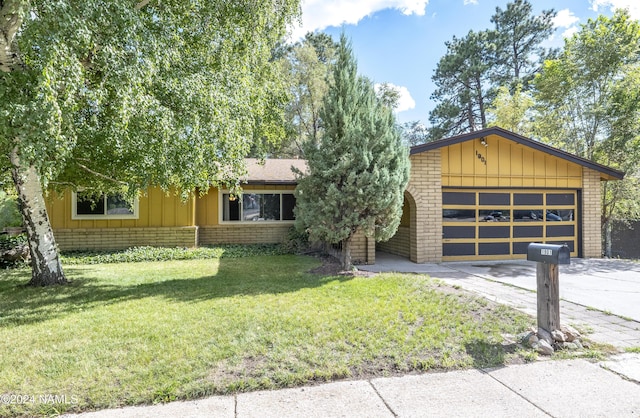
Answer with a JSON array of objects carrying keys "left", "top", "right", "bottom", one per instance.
[
  {"left": 76, "top": 163, "right": 127, "bottom": 185},
  {"left": 135, "top": 0, "right": 151, "bottom": 11}
]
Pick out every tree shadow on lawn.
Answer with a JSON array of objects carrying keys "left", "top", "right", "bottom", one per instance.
[
  {"left": 465, "top": 339, "right": 520, "bottom": 369},
  {"left": 0, "top": 257, "right": 354, "bottom": 328}
]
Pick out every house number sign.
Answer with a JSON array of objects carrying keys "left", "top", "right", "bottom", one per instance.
[{"left": 475, "top": 149, "right": 487, "bottom": 165}]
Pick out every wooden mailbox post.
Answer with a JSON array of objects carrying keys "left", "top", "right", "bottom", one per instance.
[{"left": 527, "top": 243, "right": 571, "bottom": 334}]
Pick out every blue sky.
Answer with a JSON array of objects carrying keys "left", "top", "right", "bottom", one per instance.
[{"left": 288, "top": 0, "right": 640, "bottom": 125}]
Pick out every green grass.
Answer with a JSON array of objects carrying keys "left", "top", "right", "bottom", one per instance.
[{"left": 0, "top": 255, "right": 534, "bottom": 417}]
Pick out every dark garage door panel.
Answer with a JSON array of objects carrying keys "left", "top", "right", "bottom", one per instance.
[{"left": 442, "top": 189, "right": 578, "bottom": 260}]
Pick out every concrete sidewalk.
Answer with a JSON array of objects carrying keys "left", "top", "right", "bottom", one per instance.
[{"left": 63, "top": 359, "right": 640, "bottom": 417}]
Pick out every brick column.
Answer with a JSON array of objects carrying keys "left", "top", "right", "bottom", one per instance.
[
  {"left": 366, "top": 235, "right": 375, "bottom": 264},
  {"left": 582, "top": 168, "right": 602, "bottom": 258},
  {"left": 349, "top": 229, "right": 372, "bottom": 265},
  {"left": 408, "top": 150, "right": 442, "bottom": 263}
]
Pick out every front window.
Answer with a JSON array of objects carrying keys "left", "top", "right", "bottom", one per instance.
[
  {"left": 73, "top": 192, "right": 138, "bottom": 219},
  {"left": 222, "top": 191, "right": 295, "bottom": 222}
]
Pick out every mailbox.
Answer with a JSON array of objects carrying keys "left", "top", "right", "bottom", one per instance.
[{"left": 527, "top": 243, "right": 570, "bottom": 265}]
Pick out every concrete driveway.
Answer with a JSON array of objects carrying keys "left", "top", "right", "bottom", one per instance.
[
  {"left": 361, "top": 254, "right": 640, "bottom": 322},
  {"left": 447, "top": 258, "right": 640, "bottom": 322}
]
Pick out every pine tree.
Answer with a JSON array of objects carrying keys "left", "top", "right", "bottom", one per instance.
[
  {"left": 429, "top": 30, "right": 494, "bottom": 140},
  {"left": 490, "top": 0, "right": 556, "bottom": 90},
  {"left": 294, "top": 35, "right": 410, "bottom": 269},
  {"left": 428, "top": 0, "right": 556, "bottom": 140}
]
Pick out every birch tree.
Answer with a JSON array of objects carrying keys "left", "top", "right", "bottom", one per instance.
[{"left": 0, "top": 0, "right": 299, "bottom": 285}]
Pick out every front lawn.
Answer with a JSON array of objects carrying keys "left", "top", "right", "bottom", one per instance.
[{"left": 0, "top": 254, "right": 534, "bottom": 417}]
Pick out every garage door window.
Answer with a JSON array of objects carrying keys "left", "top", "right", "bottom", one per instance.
[{"left": 479, "top": 209, "right": 510, "bottom": 222}]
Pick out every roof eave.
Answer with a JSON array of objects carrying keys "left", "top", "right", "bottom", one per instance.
[{"left": 244, "top": 180, "right": 298, "bottom": 186}]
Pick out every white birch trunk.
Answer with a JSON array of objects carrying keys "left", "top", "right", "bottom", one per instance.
[
  {"left": 10, "top": 149, "right": 66, "bottom": 286},
  {"left": 0, "top": 0, "right": 25, "bottom": 73}
]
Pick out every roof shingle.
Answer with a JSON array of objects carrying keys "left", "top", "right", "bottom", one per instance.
[{"left": 243, "top": 158, "right": 307, "bottom": 184}]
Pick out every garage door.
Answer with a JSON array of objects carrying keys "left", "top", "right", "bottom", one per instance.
[{"left": 442, "top": 189, "right": 578, "bottom": 261}]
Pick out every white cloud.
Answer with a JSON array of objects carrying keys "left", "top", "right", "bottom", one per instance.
[
  {"left": 591, "top": 0, "right": 640, "bottom": 19},
  {"left": 463, "top": 0, "right": 478, "bottom": 5},
  {"left": 561, "top": 26, "right": 579, "bottom": 39},
  {"left": 375, "top": 83, "right": 416, "bottom": 113},
  {"left": 553, "top": 9, "right": 579, "bottom": 28},
  {"left": 394, "top": 85, "right": 416, "bottom": 113},
  {"left": 553, "top": 9, "right": 580, "bottom": 39},
  {"left": 290, "top": 0, "right": 430, "bottom": 40}
]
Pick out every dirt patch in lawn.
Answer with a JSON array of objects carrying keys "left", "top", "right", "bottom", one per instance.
[{"left": 307, "top": 254, "right": 376, "bottom": 277}]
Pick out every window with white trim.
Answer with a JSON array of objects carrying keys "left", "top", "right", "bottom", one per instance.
[
  {"left": 72, "top": 192, "right": 139, "bottom": 220},
  {"left": 221, "top": 191, "right": 295, "bottom": 222}
]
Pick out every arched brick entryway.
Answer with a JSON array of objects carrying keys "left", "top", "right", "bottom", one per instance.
[{"left": 377, "top": 188, "right": 420, "bottom": 262}]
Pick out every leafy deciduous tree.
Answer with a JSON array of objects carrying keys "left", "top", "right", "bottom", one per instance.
[
  {"left": 0, "top": 0, "right": 299, "bottom": 285},
  {"left": 487, "top": 84, "right": 534, "bottom": 135},
  {"left": 533, "top": 10, "right": 640, "bottom": 256},
  {"left": 374, "top": 82, "right": 402, "bottom": 109},
  {"left": 400, "top": 120, "right": 429, "bottom": 147},
  {"left": 294, "top": 35, "right": 410, "bottom": 269}
]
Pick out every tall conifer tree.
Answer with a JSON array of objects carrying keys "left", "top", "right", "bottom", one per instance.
[
  {"left": 294, "top": 35, "right": 410, "bottom": 269},
  {"left": 428, "top": 0, "right": 556, "bottom": 140}
]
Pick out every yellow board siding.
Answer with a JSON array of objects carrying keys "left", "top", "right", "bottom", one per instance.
[
  {"left": 195, "top": 188, "right": 219, "bottom": 226},
  {"left": 196, "top": 185, "right": 296, "bottom": 226},
  {"left": 441, "top": 134, "right": 583, "bottom": 188},
  {"left": 46, "top": 187, "right": 196, "bottom": 229}
]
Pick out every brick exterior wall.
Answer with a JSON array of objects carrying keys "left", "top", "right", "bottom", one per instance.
[
  {"left": 198, "top": 224, "right": 292, "bottom": 245},
  {"left": 582, "top": 168, "right": 602, "bottom": 257},
  {"left": 377, "top": 226, "right": 410, "bottom": 258},
  {"left": 407, "top": 150, "right": 442, "bottom": 262},
  {"left": 324, "top": 229, "right": 374, "bottom": 265},
  {"left": 349, "top": 229, "right": 374, "bottom": 264},
  {"left": 54, "top": 227, "right": 198, "bottom": 251}
]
